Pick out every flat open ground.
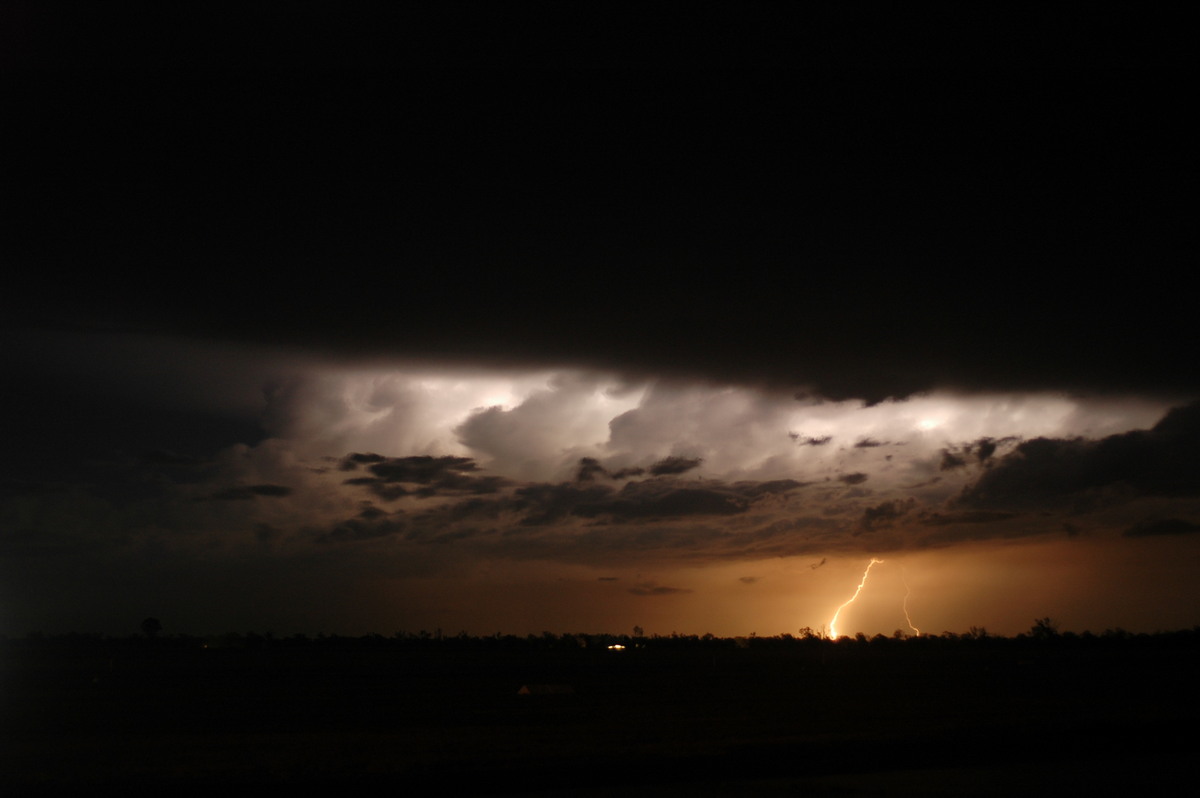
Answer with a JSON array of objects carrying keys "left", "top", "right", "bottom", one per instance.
[{"left": 3, "top": 635, "right": 1195, "bottom": 795}]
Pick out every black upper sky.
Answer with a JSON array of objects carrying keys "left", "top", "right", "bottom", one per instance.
[{"left": 4, "top": 6, "right": 1193, "bottom": 401}]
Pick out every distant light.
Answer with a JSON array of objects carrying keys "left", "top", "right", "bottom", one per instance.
[{"left": 607, "top": 644, "right": 626, "bottom": 650}]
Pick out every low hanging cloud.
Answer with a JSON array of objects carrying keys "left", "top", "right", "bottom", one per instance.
[
  {"left": 574, "top": 455, "right": 702, "bottom": 482},
  {"left": 319, "top": 511, "right": 408, "bottom": 544},
  {"left": 957, "top": 401, "right": 1200, "bottom": 509},
  {"left": 860, "top": 498, "right": 916, "bottom": 530},
  {"left": 940, "top": 450, "right": 968, "bottom": 471},
  {"left": 341, "top": 453, "right": 478, "bottom": 481},
  {"left": 582, "top": 480, "right": 751, "bottom": 520},
  {"left": 575, "top": 457, "right": 608, "bottom": 482},
  {"left": 340, "top": 454, "right": 509, "bottom": 500},
  {"left": 201, "top": 484, "right": 293, "bottom": 501},
  {"left": 1124, "top": 518, "right": 1200, "bottom": 538},
  {"left": 790, "top": 433, "right": 833, "bottom": 446},
  {"left": 940, "top": 437, "right": 1017, "bottom": 471},
  {"left": 648, "top": 456, "right": 703, "bottom": 476},
  {"left": 918, "top": 510, "right": 1019, "bottom": 526},
  {"left": 628, "top": 581, "right": 692, "bottom": 597}
]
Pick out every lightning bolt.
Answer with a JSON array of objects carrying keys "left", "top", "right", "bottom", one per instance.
[
  {"left": 829, "top": 558, "right": 884, "bottom": 639},
  {"left": 901, "top": 568, "right": 921, "bottom": 637}
]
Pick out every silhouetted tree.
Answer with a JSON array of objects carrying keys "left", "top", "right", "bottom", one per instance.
[
  {"left": 140, "top": 617, "right": 162, "bottom": 639},
  {"left": 1030, "top": 617, "right": 1059, "bottom": 640}
]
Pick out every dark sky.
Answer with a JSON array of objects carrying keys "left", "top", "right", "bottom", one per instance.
[
  {"left": 6, "top": 6, "right": 1192, "bottom": 399},
  {"left": 3, "top": 6, "right": 1197, "bottom": 637}
]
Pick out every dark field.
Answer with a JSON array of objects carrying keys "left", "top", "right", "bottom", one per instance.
[{"left": 3, "top": 633, "right": 1196, "bottom": 795}]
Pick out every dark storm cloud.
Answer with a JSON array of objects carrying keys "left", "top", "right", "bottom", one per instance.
[
  {"left": 202, "top": 484, "right": 293, "bottom": 501},
  {"left": 919, "top": 510, "right": 1019, "bottom": 526},
  {"left": 339, "top": 452, "right": 387, "bottom": 471},
  {"left": 940, "top": 450, "right": 968, "bottom": 471},
  {"left": 412, "top": 474, "right": 509, "bottom": 498},
  {"left": 790, "top": 433, "right": 833, "bottom": 446},
  {"left": 315, "top": 473, "right": 811, "bottom": 559},
  {"left": 648, "top": 456, "right": 703, "bottom": 476},
  {"left": 731, "top": 479, "right": 808, "bottom": 498},
  {"left": 357, "top": 504, "right": 388, "bottom": 521},
  {"left": 515, "top": 483, "right": 616, "bottom": 526},
  {"left": 341, "top": 454, "right": 507, "bottom": 499},
  {"left": 571, "top": 458, "right": 655, "bottom": 483},
  {"left": 854, "top": 438, "right": 888, "bottom": 448},
  {"left": 343, "top": 478, "right": 409, "bottom": 501},
  {"left": 575, "top": 457, "right": 607, "bottom": 482},
  {"left": 591, "top": 480, "right": 750, "bottom": 520},
  {"left": 628, "top": 582, "right": 692, "bottom": 597},
  {"left": 940, "top": 437, "right": 1015, "bottom": 471},
  {"left": 315, "top": 502, "right": 416, "bottom": 544},
  {"left": 405, "top": 498, "right": 506, "bottom": 541},
  {"left": 861, "top": 499, "right": 916, "bottom": 530},
  {"left": 513, "top": 479, "right": 768, "bottom": 526},
  {"left": 319, "top": 513, "right": 407, "bottom": 544},
  {"left": 975, "top": 438, "right": 999, "bottom": 462},
  {"left": 957, "top": 402, "right": 1200, "bottom": 509},
  {"left": 838, "top": 473, "right": 869, "bottom": 485},
  {"left": 1124, "top": 518, "right": 1200, "bottom": 538},
  {"left": 350, "top": 454, "right": 479, "bottom": 483}
]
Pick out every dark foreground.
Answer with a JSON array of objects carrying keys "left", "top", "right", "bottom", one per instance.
[{"left": 3, "top": 633, "right": 1196, "bottom": 795}]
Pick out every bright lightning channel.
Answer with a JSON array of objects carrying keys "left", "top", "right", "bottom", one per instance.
[
  {"left": 901, "top": 568, "right": 921, "bottom": 637},
  {"left": 829, "top": 558, "right": 884, "bottom": 639}
]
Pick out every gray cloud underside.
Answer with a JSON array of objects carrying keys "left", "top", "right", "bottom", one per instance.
[
  {"left": 307, "top": 403, "right": 1200, "bottom": 564},
  {"left": 7, "top": 404, "right": 1199, "bottom": 574}
]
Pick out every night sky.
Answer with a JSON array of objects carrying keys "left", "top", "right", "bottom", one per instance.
[{"left": 3, "top": 7, "right": 1195, "bottom": 638}]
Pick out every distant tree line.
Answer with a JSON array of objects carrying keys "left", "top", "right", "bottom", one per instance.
[{"left": 5, "top": 620, "right": 1200, "bottom": 653}]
